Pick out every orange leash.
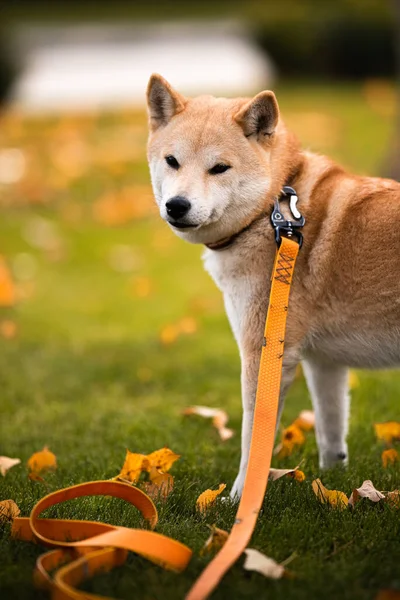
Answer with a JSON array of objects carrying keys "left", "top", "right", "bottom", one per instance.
[
  {"left": 11, "top": 190, "right": 303, "bottom": 600},
  {"left": 12, "top": 480, "right": 192, "bottom": 599},
  {"left": 186, "top": 236, "right": 300, "bottom": 600}
]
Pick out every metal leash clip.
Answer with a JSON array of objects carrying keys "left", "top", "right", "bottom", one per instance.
[{"left": 271, "top": 185, "right": 305, "bottom": 248}]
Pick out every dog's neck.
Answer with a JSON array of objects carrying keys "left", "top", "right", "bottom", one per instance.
[{"left": 205, "top": 152, "right": 304, "bottom": 252}]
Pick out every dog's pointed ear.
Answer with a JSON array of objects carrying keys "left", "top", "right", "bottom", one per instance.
[
  {"left": 234, "top": 91, "right": 279, "bottom": 139},
  {"left": 147, "top": 74, "right": 186, "bottom": 131}
]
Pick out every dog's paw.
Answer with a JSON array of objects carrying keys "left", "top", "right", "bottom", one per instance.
[{"left": 230, "top": 474, "right": 245, "bottom": 500}]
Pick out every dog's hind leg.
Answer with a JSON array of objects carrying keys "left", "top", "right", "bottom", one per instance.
[{"left": 302, "top": 355, "right": 350, "bottom": 469}]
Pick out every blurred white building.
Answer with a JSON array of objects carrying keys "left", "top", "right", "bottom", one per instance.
[{"left": 9, "top": 21, "right": 274, "bottom": 112}]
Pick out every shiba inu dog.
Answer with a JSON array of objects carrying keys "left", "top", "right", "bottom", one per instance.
[{"left": 146, "top": 73, "right": 400, "bottom": 499}]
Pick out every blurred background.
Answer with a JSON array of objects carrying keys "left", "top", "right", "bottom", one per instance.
[
  {"left": 0, "top": 1, "right": 399, "bottom": 387},
  {"left": 1, "top": 0, "right": 399, "bottom": 408}
]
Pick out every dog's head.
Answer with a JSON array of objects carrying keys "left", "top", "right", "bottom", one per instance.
[{"left": 146, "top": 74, "right": 286, "bottom": 245}]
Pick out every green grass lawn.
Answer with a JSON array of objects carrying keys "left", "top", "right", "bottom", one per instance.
[{"left": 0, "top": 81, "right": 399, "bottom": 600}]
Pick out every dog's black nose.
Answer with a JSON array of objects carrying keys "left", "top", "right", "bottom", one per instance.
[{"left": 166, "top": 196, "right": 191, "bottom": 220}]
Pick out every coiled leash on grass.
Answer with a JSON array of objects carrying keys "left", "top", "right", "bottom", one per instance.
[{"left": 11, "top": 188, "right": 304, "bottom": 600}]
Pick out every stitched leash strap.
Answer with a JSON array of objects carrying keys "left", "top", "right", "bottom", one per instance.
[
  {"left": 186, "top": 236, "right": 300, "bottom": 600},
  {"left": 10, "top": 235, "right": 301, "bottom": 600},
  {"left": 11, "top": 480, "right": 192, "bottom": 599}
]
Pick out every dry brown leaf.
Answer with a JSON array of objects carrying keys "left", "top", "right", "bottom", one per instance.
[
  {"left": 0, "top": 456, "right": 21, "bottom": 476},
  {"left": 196, "top": 484, "right": 226, "bottom": 513},
  {"left": 243, "top": 548, "right": 286, "bottom": 580},
  {"left": 374, "top": 422, "right": 400, "bottom": 444},
  {"left": 200, "top": 525, "right": 229, "bottom": 555},
  {"left": 0, "top": 499, "right": 20, "bottom": 523},
  {"left": 382, "top": 448, "right": 399, "bottom": 468},
  {"left": 348, "top": 480, "right": 385, "bottom": 507},
  {"left": 312, "top": 478, "right": 348, "bottom": 510},
  {"left": 142, "top": 468, "right": 174, "bottom": 502},
  {"left": 27, "top": 446, "right": 57, "bottom": 476},
  {"left": 133, "top": 277, "right": 152, "bottom": 299},
  {"left": 274, "top": 424, "right": 306, "bottom": 458},
  {"left": 293, "top": 410, "right": 315, "bottom": 431},
  {"left": 269, "top": 465, "right": 301, "bottom": 482},
  {"left": 183, "top": 405, "right": 234, "bottom": 441},
  {"left": 386, "top": 490, "right": 400, "bottom": 508}
]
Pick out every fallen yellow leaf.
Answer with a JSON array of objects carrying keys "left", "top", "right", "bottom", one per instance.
[
  {"left": 274, "top": 424, "right": 306, "bottom": 458},
  {"left": 0, "top": 456, "right": 21, "bottom": 476},
  {"left": 200, "top": 525, "right": 229, "bottom": 555},
  {"left": 183, "top": 405, "right": 234, "bottom": 441},
  {"left": 0, "top": 499, "right": 20, "bottom": 523},
  {"left": 146, "top": 447, "right": 180, "bottom": 472},
  {"left": 289, "top": 469, "right": 306, "bottom": 482},
  {"left": 382, "top": 448, "right": 399, "bottom": 468},
  {"left": 374, "top": 422, "right": 400, "bottom": 444},
  {"left": 118, "top": 450, "right": 150, "bottom": 483},
  {"left": 243, "top": 548, "right": 286, "bottom": 579},
  {"left": 196, "top": 484, "right": 226, "bottom": 513},
  {"left": 27, "top": 447, "right": 57, "bottom": 476},
  {"left": 312, "top": 478, "right": 348, "bottom": 510}
]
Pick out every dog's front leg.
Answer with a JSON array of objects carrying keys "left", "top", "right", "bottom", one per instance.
[{"left": 230, "top": 346, "right": 300, "bottom": 500}]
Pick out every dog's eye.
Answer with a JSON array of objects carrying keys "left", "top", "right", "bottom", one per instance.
[
  {"left": 209, "top": 163, "right": 231, "bottom": 175},
  {"left": 165, "top": 155, "right": 180, "bottom": 170}
]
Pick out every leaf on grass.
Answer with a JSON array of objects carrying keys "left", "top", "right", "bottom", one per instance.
[
  {"left": 385, "top": 490, "right": 400, "bottom": 508},
  {"left": 312, "top": 479, "right": 348, "bottom": 510},
  {"left": 146, "top": 448, "right": 180, "bottom": 472},
  {"left": 117, "top": 447, "right": 179, "bottom": 484},
  {"left": 374, "top": 422, "right": 400, "bottom": 444},
  {"left": 293, "top": 410, "right": 315, "bottom": 432},
  {"left": 0, "top": 456, "right": 21, "bottom": 476},
  {"left": 243, "top": 548, "right": 286, "bottom": 580},
  {"left": 200, "top": 525, "right": 229, "bottom": 555},
  {"left": 269, "top": 464, "right": 302, "bottom": 482},
  {"left": 178, "top": 317, "right": 198, "bottom": 335},
  {"left": 183, "top": 405, "right": 234, "bottom": 441},
  {"left": 289, "top": 469, "right": 306, "bottom": 482},
  {"left": 118, "top": 450, "right": 150, "bottom": 483},
  {"left": 382, "top": 448, "right": 399, "bottom": 468},
  {"left": 348, "top": 480, "right": 385, "bottom": 507},
  {"left": 274, "top": 424, "right": 306, "bottom": 458},
  {"left": 27, "top": 447, "right": 57, "bottom": 477},
  {"left": 196, "top": 484, "right": 226, "bottom": 513},
  {"left": 0, "top": 499, "right": 20, "bottom": 523}
]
